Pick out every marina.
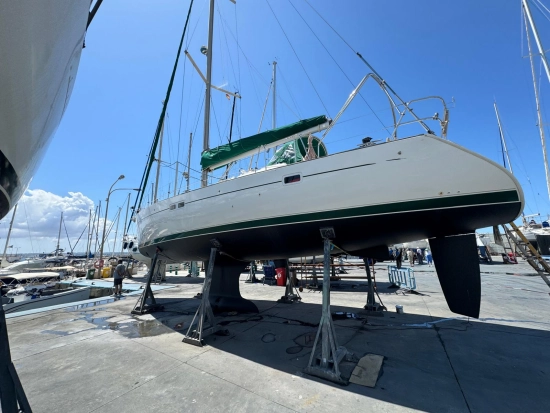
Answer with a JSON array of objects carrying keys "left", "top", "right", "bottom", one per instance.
[
  {"left": 2, "top": 0, "right": 550, "bottom": 411},
  {"left": 3, "top": 262, "right": 550, "bottom": 412}
]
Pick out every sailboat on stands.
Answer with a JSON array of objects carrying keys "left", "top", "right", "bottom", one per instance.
[{"left": 134, "top": 0, "right": 523, "bottom": 318}]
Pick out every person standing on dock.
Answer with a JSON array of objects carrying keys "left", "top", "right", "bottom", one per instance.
[
  {"left": 395, "top": 248, "right": 402, "bottom": 269},
  {"left": 426, "top": 248, "right": 433, "bottom": 267},
  {"left": 416, "top": 247, "right": 423, "bottom": 265},
  {"left": 113, "top": 260, "right": 125, "bottom": 296},
  {"left": 407, "top": 249, "right": 415, "bottom": 267}
]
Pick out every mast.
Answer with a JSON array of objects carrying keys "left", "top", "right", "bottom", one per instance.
[
  {"left": 121, "top": 193, "right": 131, "bottom": 255},
  {"left": 154, "top": 118, "right": 165, "bottom": 202},
  {"left": 523, "top": 2, "right": 550, "bottom": 199},
  {"left": 201, "top": 0, "right": 216, "bottom": 188},
  {"left": 112, "top": 207, "right": 122, "bottom": 257},
  {"left": 229, "top": 95, "right": 237, "bottom": 143},
  {"left": 85, "top": 208, "right": 93, "bottom": 269},
  {"left": 493, "top": 102, "right": 513, "bottom": 174},
  {"left": 186, "top": 132, "right": 193, "bottom": 192},
  {"left": 523, "top": 0, "right": 550, "bottom": 86},
  {"left": 272, "top": 61, "right": 277, "bottom": 129},
  {"left": 1, "top": 204, "right": 18, "bottom": 268},
  {"left": 94, "top": 201, "right": 101, "bottom": 255},
  {"left": 56, "top": 211, "right": 63, "bottom": 255}
]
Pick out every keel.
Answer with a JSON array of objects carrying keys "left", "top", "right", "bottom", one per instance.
[{"left": 208, "top": 252, "right": 258, "bottom": 314}]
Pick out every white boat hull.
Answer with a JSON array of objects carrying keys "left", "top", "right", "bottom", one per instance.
[
  {"left": 0, "top": 0, "right": 90, "bottom": 218},
  {"left": 137, "top": 134, "right": 524, "bottom": 262},
  {"left": 3, "top": 287, "right": 90, "bottom": 314}
]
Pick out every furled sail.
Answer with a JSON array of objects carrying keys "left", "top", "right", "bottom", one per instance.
[{"left": 200, "top": 115, "right": 330, "bottom": 171}]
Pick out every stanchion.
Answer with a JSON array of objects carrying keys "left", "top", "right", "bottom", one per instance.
[
  {"left": 278, "top": 267, "right": 301, "bottom": 303},
  {"left": 363, "top": 258, "right": 385, "bottom": 313},
  {"left": 304, "top": 228, "right": 355, "bottom": 385},
  {"left": 131, "top": 249, "right": 164, "bottom": 315},
  {"left": 183, "top": 248, "right": 220, "bottom": 346}
]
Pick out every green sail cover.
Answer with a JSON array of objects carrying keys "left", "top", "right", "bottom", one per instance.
[
  {"left": 200, "top": 115, "right": 328, "bottom": 170},
  {"left": 267, "top": 136, "right": 328, "bottom": 166}
]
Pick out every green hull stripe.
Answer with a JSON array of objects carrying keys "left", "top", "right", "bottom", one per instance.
[{"left": 144, "top": 190, "right": 520, "bottom": 247}]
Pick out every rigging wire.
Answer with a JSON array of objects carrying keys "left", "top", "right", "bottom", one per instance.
[
  {"left": 217, "top": 11, "right": 302, "bottom": 120},
  {"left": 175, "top": 53, "right": 188, "bottom": 195},
  {"left": 186, "top": 0, "right": 207, "bottom": 49},
  {"left": 63, "top": 217, "right": 74, "bottom": 253},
  {"left": 303, "top": 0, "right": 355, "bottom": 55},
  {"left": 234, "top": 3, "right": 243, "bottom": 140},
  {"left": 499, "top": 118, "right": 542, "bottom": 214},
  {"left": 94, "top": 202, "right": 102, "bottom": 254},
  {"left": 217, "top": 5, "right": 239, "bottom": 94},
  {"left": 533, "top": 0, "right": 550, "bottom": 23},
  {"left": 21, "top": 199, "right": 35, "bottom": 254},
  {"left": 66, "top": 215, "right": 89, "bottom": 253},
  {"left": 210, "top": 95, "right": 223, "bottom": 147},
  {"left": 257, "top": 79, "right": 273, "bottom": 133},
  {"left": 265, "top": 0, "right": 330, "bottom": 116},
  {"left": 288, "top": 0, "right": 390, "bottom": 134},
  {"left": 278, "top": 66, "right": 302, "bottom": 119}
]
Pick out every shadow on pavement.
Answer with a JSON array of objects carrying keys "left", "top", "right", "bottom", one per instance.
[{"left": 111, "top": 292, "right": 550, "bottom": 413}]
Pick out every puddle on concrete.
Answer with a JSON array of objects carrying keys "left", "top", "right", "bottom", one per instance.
[
  {"left": 111, "top": 319, "right": 173, "bottom": 338},
  {"left": 261, "top": 333, "right": 276, "bottom": 343},
  {"left": 41, "top": 330, "right": 71, "bottom": 336},
  {"left": 75, "top": 309, "right": 174, "bottom": 338},
  {"left": 294, "top": 332, "right": 316, "bottom": 348},
  {"left": 286, "top": 345, "right": 304, "bottom": 354}
]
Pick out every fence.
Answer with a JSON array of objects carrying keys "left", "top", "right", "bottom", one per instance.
[{"left": 387, "top": 266, "right": 416, "bottom": 291}]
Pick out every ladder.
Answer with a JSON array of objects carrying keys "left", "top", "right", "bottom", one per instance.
[{"left": 502, "top": 222, "right": 550, "bottom": 288}]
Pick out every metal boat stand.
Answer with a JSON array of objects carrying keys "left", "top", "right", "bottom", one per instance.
[
  {"left": 0, "top": 305, "right": 33, "bottom": 413},
  {"left": 278, "top": 267, "right": 301, "bottom": 304},
  {"left": 363, "top": 258, "right": 386, "bottom": 314},
  {"left": 245, "top": 261, "right": 259, "bottom": 283},
  {"left": 183, "top": 247, "right": 220, "bottom": 347},
  {"left": 131, "top": 249, "right": 164, "bottom": 315},
  {"left": 304, "top": 228, "right": 355, "bottom": 385}
]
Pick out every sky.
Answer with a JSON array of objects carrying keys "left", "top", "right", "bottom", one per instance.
[{"left": 3, "top": 0, "right": 550, "bottom": 254}]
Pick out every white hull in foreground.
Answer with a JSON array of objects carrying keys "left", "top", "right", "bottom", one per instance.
[{"left": 0, "top": 0, "right": 90, "bottom": 218}]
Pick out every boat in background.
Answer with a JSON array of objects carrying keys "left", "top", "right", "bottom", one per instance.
[
  {"left": 2, "top": 283, "right": 89, "bottom": 314},
  {"left": 0, "top": 1, "right": 91, "bottom": 219},
  {"left": 0, "top": 260, "right": 48, "bottom": 277}
]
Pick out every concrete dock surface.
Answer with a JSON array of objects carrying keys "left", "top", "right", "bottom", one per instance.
[{"left": 5, "top": 261, "right": 550, "bottom": 412}]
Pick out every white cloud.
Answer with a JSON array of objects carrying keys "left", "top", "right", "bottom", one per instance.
[
  {"left": 0, "top": 190, "right": 117, "bottom": 255},
  {"left": 0, "top": 189, "right": 131, "bottom": 256}
]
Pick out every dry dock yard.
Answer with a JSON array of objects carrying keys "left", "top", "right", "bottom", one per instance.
[{"left": 3, "top": 260, "right": 550, "bottom": 413}]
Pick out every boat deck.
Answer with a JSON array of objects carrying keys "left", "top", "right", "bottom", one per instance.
[{"left": 5, "top": 262, "right": 550, "bottom": 412}]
